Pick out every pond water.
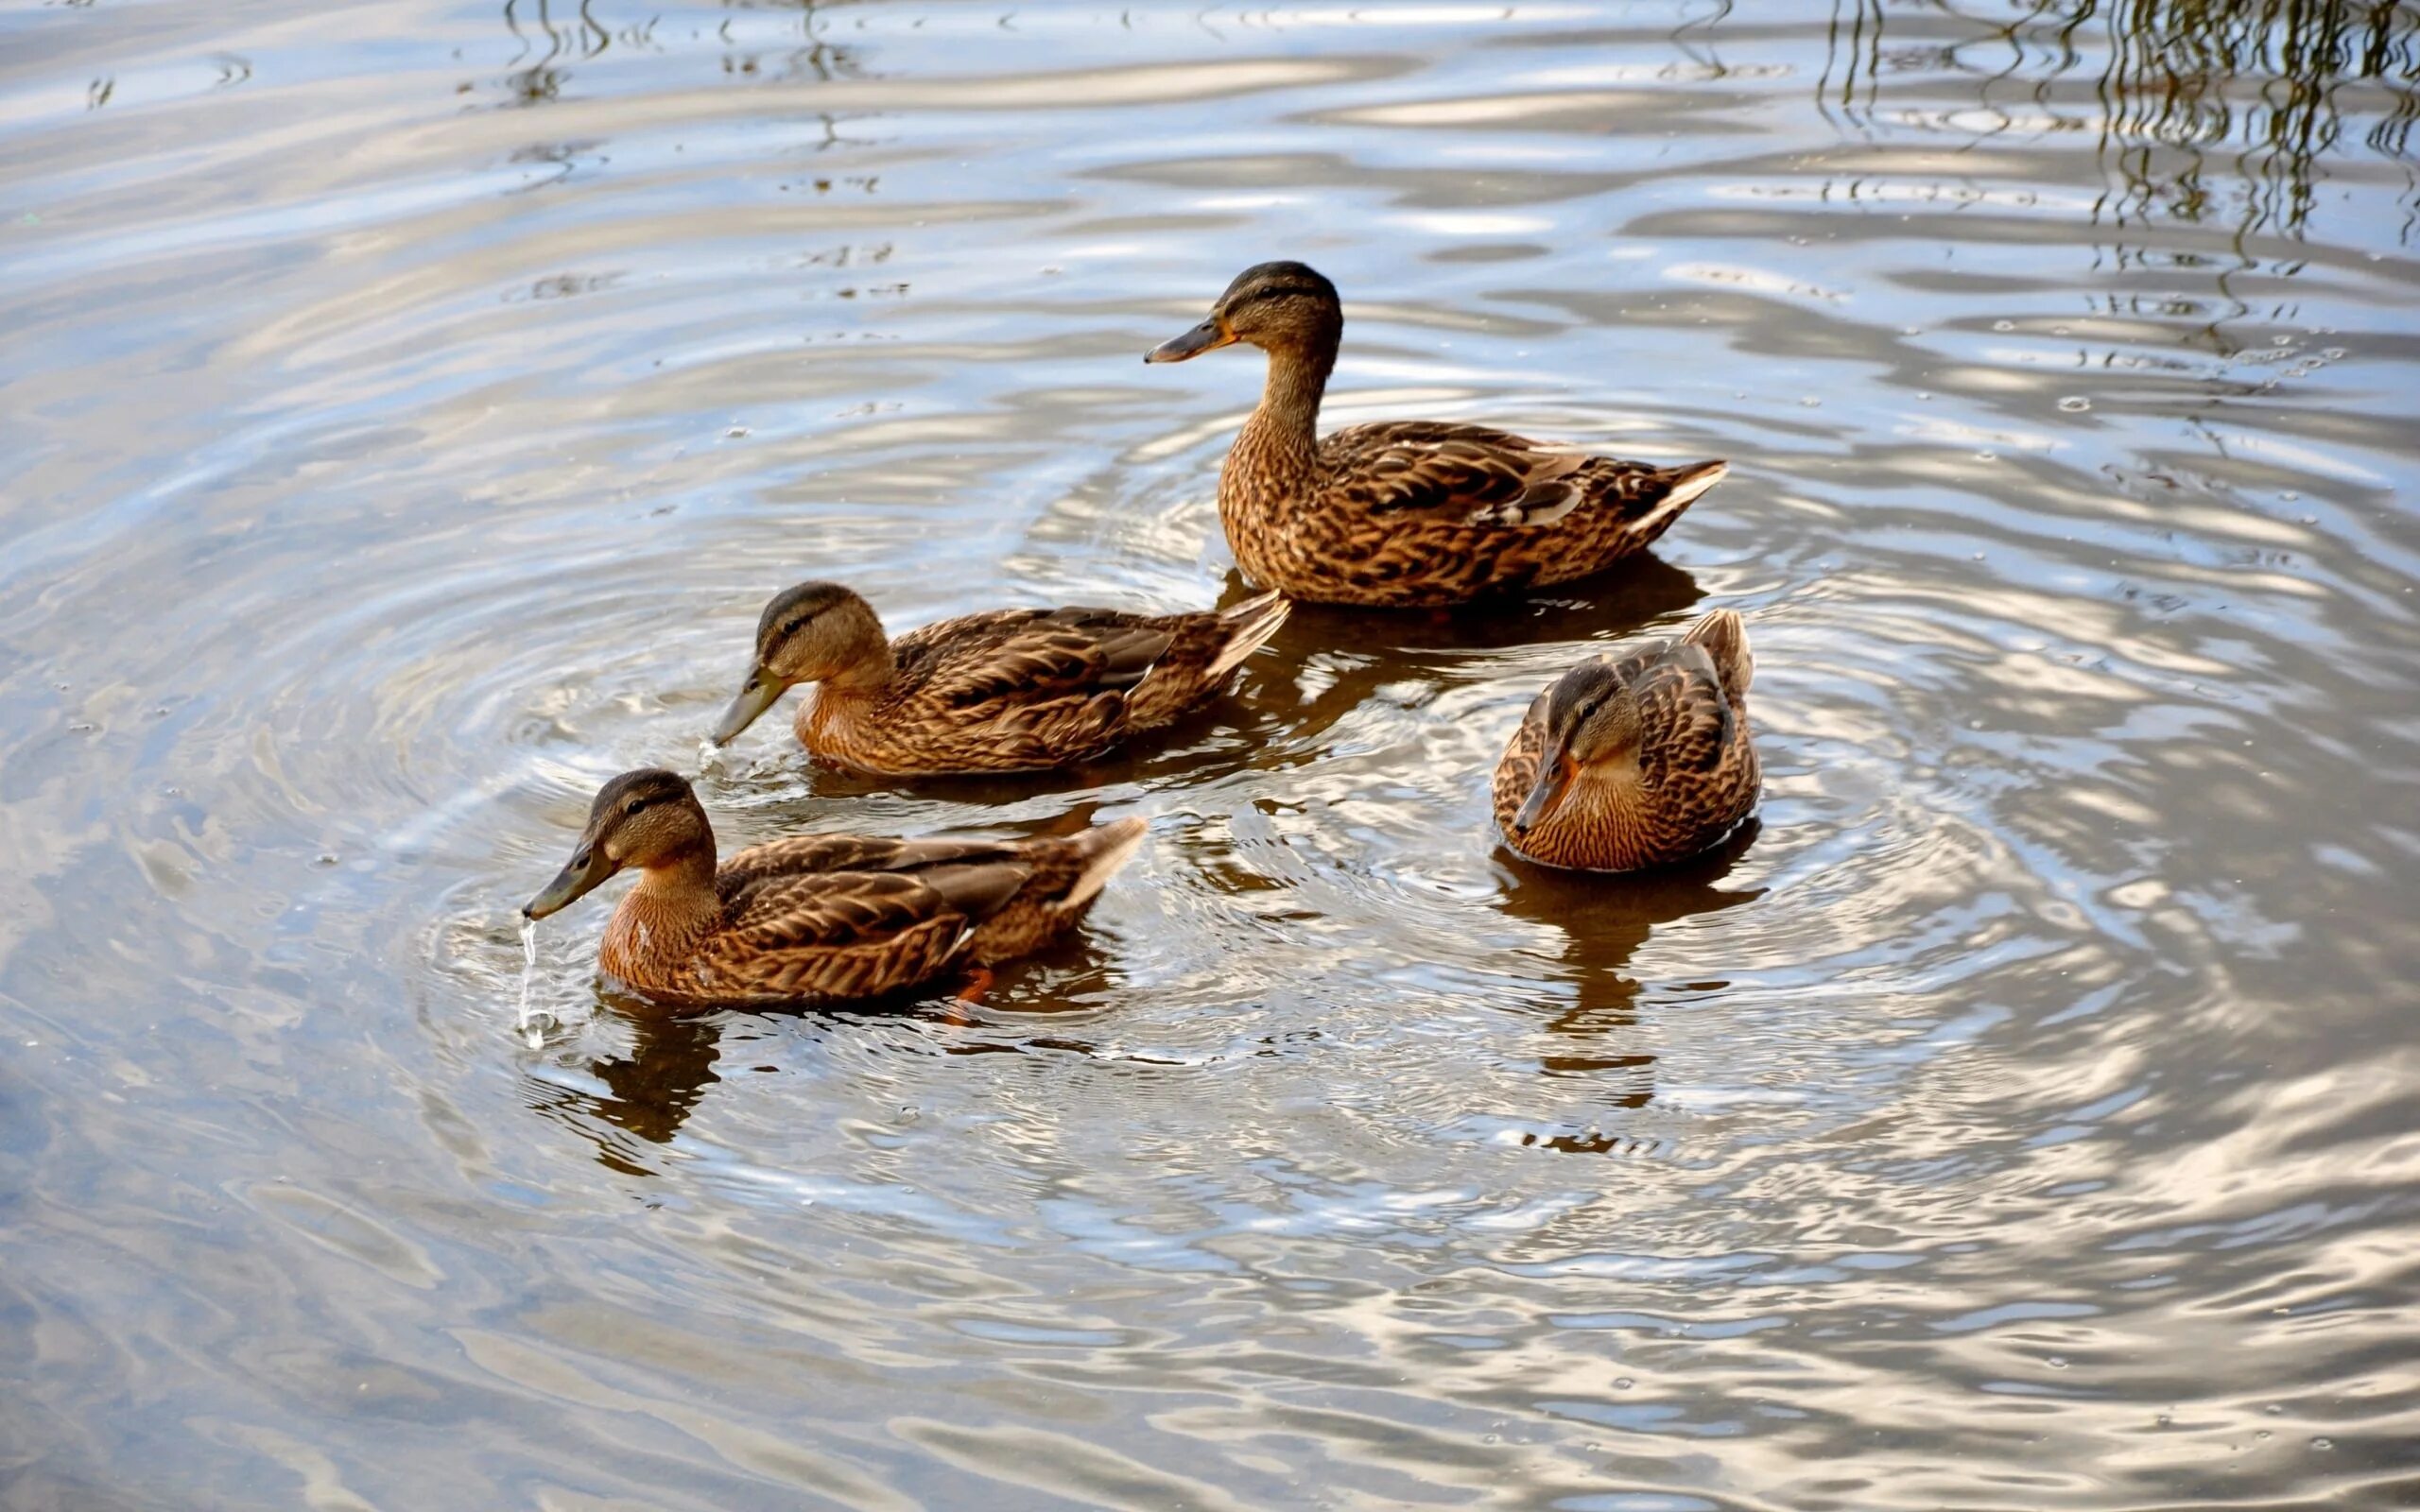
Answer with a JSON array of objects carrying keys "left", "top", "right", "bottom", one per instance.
[{"left": 4, "top": 2, "right": 2417, "bottom": 1507}]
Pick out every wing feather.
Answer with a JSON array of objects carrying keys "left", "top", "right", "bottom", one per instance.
[{"left": 1322, "top": 421, "right": 1593, "bottom": 526}]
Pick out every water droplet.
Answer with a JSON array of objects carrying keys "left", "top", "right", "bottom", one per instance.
[
  {"left": 2057, "top": 396, "right": 2091, "bottom": 412},
  {"left": 2265, "top": 1403, "right": 2285, "bottom": 1415},
  {"left": 1975, "top": 450, "right": 1997, "bottom": 462},
  {"left": 724, "top": 425, "right": 751, "bottom": 438},
  {"left": 516, "top": 916, "right": 556, "bottom": 1045},
  {"left": 2323, "top": 348, "right": 2346, "bottom": 360},
  {"left": 1801, "top": 396, "right": 1821, "bottom": 407},
  {"left": 1482, "top": 1434, "right": 1499, "bottom": 1445},
  {"left": 2155, "top": 1413, "right": 2172, "bottom": 1426},
  {"left": 2273, "top": 335, "right": 2293, "bottom": 345},
  {"left": 2256, "top": 1430, "right": 2272, "bottom": 1441},
  {"left": 1615, "top": 1377, "right": 1634, "bottom": 1390},
  {"left": 2052, "top": 324, "right": 2070, "bottom": 335},
  {"left": 2311, "top": 1436, "right": 2333, "bottom": 1452},
  {"left": 2280, "top": 491, "right": 2299, "bottom": 501},
  {"left": 314, "top": 852, "right": 339, "bottom": 867},
  {"left": 2047, "top": 1355, "right": 2067, "bottom": 1369},
  {"left": 1993, "top": 319, "right": 2014, "bottom": 332}
]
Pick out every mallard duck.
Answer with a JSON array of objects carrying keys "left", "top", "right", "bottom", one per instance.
[
  {"left": 522, "top": 768, "right": 1147, "bottom": 1007},
  {"left": 1493, "top": 609, "right": 1759, "bottom": 872},
  {"left": 709, "top": 582, "right": 1290, "bottom": 774},
  {"left": 1146, "top": 261, "right": 1727, "bottom": 608}
]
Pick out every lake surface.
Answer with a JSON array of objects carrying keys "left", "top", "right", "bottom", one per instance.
[{"left": 4, "top": 2, "right": 2418, "bottom": 1507}]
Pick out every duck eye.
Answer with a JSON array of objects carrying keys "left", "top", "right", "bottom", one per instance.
[
  {"left": 624, "top": 798, "right": 649, "bottom": 816},
  {"left": 782, "top": 618, "right": 805, "bottom": 636}
]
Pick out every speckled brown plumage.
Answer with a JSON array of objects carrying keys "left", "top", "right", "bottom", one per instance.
[
  {"left": 714, "top": 583, "right": 1288, "bottom": 775},
  {"left": 1148, "top": 261, "right": 1727, "bottom": 608},
  {"left": 524, "top": 770, "right": 1148, "bottom": 1009},
  {"left": 1493, "top": 610, "right": 1760, "bottom": 873}
]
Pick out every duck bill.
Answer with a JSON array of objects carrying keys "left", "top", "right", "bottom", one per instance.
[
  {"left": 524, "top": 843, "right": 614, "bottom": 920},
  {"left": 1145, "top": 318, "right": 1236, "bottom": 364},
  {"left": 1512, "top": 754, "right": 1577, "bottom": 836},
  {"left": 710, "top": 669, "right": 785, "bottom": 747}
]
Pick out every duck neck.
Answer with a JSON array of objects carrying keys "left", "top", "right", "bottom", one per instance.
[
  {"left": 606, "top": 842, "right": 724, "bottom": 968},
  {"left": 819, "top": 600, "right": 899, "bottom": 694},
  {"left": 1238, "top": 338, "right": 1334, "bottom": 479}
]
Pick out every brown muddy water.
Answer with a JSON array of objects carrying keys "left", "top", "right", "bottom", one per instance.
[{"left": 4, "top": 2, "right": 2419, "bottom": 1508}]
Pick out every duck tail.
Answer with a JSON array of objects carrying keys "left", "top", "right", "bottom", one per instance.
[
  {"left": 1207, "top": 591, "right": 1291, "bottom": 679},
  {"left": 1061, "top": 816, "right": 1150, "bottom": 912},
  {"left": 1655, "top": 457, "right": 1727, "bottom": 515},
  {"left": 1683, "top": 607, "right": 1753, "bottom": 702}
]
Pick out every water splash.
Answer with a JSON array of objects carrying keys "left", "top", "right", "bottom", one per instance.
[{"left": 514, "top": 915, "right": 553, "bottom": 1047}]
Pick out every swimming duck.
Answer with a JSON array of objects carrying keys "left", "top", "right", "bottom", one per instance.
[
  {"left": 1494, "top": 610, "right": 1759, "bottom": 872},
  {"left": 522, "top": 768, "right": 1147, "bottom": 1007},
  {"left": 1146, "top": 261, "right": 1727, "bottom": 607},
  {"left": 710, "top": 582, "right": 1290, "bottom": 774}
]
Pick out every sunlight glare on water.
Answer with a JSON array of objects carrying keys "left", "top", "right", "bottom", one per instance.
[{"left": 1, "top": 1, "right": 2417, "bottom": 1508}]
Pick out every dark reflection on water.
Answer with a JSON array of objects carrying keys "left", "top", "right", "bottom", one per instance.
[
  {"left": 3, "top": 0, "right": 2418, "bottom": 1506},
  {"left": 1824, "top": 0, "right": 2420, "bottom": 235}
]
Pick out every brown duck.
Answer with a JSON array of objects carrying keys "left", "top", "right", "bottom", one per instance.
[
  {"left": 1494, "top": 610, "right": 1759, "bottom": 872},
  {"left": 710, "top": 581, "right": 1290, "bottom": 774},
  {"left": 1146, "top": 261, "right": 1727, "bottom": 607},
  {"left": 522, "top": 768, "right": 1147, "bottom": 1008}
]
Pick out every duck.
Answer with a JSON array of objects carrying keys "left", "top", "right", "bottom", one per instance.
[
  {"left": 1493, "top": 609, "right": 1759, "bottom": 872},
  {"left": 1145, "top": 261, "right": 1728, "bottom": 608},
  {"left": 709, "top": 581, "right": 1290, "bottom": 774},
  {"left": 522, "top": 768, "right": 1147, "bottom": 1008}
]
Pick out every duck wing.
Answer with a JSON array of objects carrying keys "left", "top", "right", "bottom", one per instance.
[
  {"left": 698, "top": 861, "right": 1031, "bottom": 1004},
  {"left": 717, "top": 833, "right": 1025, "bottom": 897},
  {"left": 1631, "top": 641, "right": 1737, "bottom": 780},
  {"left": 897, "top": 608, "right": 1175, "bottom": 712},
  {"left": 1321, "top": 421, "right": 1599, "bottom": 527}
]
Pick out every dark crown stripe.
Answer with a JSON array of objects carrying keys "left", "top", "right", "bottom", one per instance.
[{"left": 1225, "top": 282, "right": 1334, "bottom": 313}]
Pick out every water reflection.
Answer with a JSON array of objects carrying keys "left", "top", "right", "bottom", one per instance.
[
  {"left": 1824, "top": 0, "right": 2420, "bottom": 235},
  {"left": 583, "top": 1005, "right": 724, "bottom": 1157},
  {"left": 1496, "top": 820, "right": 1764, "bottom": 1131},
  {"left": 6, "top": 0, "right": 2419, "bottom": 1503}
]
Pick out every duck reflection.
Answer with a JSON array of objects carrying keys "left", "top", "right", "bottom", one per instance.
[
  {"left": 1493, "top": 819, "right": 1763, "bottom": 1126},
  {"left": 1221, "top": 556, "right": 1704, "bottom": 754},
  {"left": 583, "top": 1004, "right": 724, "bottom": 1164},
  {"left": 549, "top": 923, "right": 1129, "bottom": 1168}
]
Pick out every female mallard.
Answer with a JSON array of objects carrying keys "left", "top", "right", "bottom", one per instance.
[
  {"left": 1494, "top": 610, "right": 1759, "bottom": 872},
  {"left": 522, "top": 768, "right": 1147, "bottom": 1007},
  {"left": 1147, "top": 261, "right": 1727, "bottom": 607},
  {"left": 710, "top": 582, "right": 1289, "bottom": 775}
]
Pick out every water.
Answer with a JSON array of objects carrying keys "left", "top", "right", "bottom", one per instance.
[{"left": 3, "top": 1, "right": 2417, "bottom": 1506}]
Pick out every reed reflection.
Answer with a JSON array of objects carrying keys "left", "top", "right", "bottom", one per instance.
[
  {"left": 496, "top": 0, "right": 863, "bottom": 103},
  {"left": 1821, "top": 0, "right": 2420, "bottom": 236}
]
